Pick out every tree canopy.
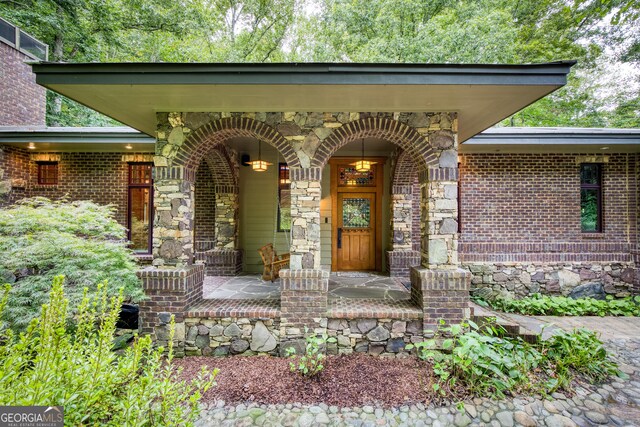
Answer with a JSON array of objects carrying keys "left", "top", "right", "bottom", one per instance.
[{"left": 1, "top": 0, "right": 637, "bottom": 128}]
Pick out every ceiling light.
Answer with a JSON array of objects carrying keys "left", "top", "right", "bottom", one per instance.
[
  {"left": 125, "top": 144, "right": 133, "bottom": 150},
  {"left": 350, "top": 138, "right": 376, "bottom": 172},
  {"left": 27, "top": 143, "right": 35, "bottom": 150},
  {"left": 246, "top": 140, "right": 273, "bottom": 172},
  {"left": 600, "top": 146, "right": 610, "bottom": 150}
]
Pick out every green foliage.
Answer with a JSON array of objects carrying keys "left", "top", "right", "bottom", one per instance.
[
  {"left": 0, "top": 198, "right": 142, "bottom": 330},
  {"left": 477, "top": 294, "right": 640, "bottom": 316},
  {"left": 408, "top": 320, "right": 541, "bottom": 399},
  {"left": 408, "top": 319, "right": 619, "bottom": 399},
  {"left": 285, "top": 329, "right": 336, "bottom": 377},
  {"left": 0, "top": 276, "right": 217, "bottom": 426},
  {"left": 1, "top": 0, "right": 637, "bottom": 128}
]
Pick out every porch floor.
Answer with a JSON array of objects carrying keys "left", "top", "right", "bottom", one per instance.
[{"left": 186, "top": 273, "right": 422, "bottom": 319}]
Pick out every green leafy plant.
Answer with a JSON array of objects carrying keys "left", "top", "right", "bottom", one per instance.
[
  {"left": 408, "top": 320, "right": 541, "bottom": 399},
  {"left": 0, "top": 197, "right": 143, "bottom": 330},
  {"left": 0, "top": 276, "right": 216, "bottom": 426},
  {"left": 285, "top": 329, "right": 337, "bottom": 377},
  {"left": 408, "top": 319, "right": 619, "bottom": 399},
  {"left": 475, "top": 294, "right": 640, "bottom": 317}
]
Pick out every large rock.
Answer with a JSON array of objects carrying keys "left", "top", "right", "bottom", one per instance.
[
  {"left": 159, "top": 240, "right": 183, "bottom": 259},
  {"left": 429, "top": 239, "right": 448, "bottom": 264},
  {"left": 357, "top": 319, "right": 377, "bottom": 334},
  {"left": 569, "top": 283, "right": 605, "bottom": 300},
  {"left": 223, "top": 323, "right": 241, "bottom": 337},
  {"left": 557, "top": 269, "right": 580, "bottom": 292},
  {"left": 439, "top": 218, "right": 458, "bottom": 234},
  {"left": 251, "top": 321, "right": 277, "bottom": 352},
  {"left": 367, "top": 326, "right": 390, "bottom": 342},
  {"left": 230, "top": 339, "right": 250, "bottom": 354},
  {"left": 386, "top": 338, "right": 405, "bottom": 353}
]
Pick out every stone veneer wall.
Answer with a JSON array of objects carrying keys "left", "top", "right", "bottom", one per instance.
[
  {"left": 326, "top": 318, "right": 423, "bottom": 356},
  {"left": 152, "top": 111, "right": 460, "bottom": 271},
  {"left": 459, "top": 152, "right": 639, "bottom": 298},
  {"left": 468, "top": 263, "right": 636, "bottom": 300},
  {"left": 184, "top": 318, "right": 280, "bottom": 356}
]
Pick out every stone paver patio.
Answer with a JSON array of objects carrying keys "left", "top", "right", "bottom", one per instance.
[{"left": 202, "top": 273, "right": 411, "bottom": 301}]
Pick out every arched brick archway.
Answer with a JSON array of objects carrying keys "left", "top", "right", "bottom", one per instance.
[
  {"left": 204, "top": 145, "right": 239, "bottom": 192},
  {"left": 311, "top": 117, "right": 437, "bottom": 171},
  {"left": 175, "top": 117, "right": 299, "bottom": 173}
]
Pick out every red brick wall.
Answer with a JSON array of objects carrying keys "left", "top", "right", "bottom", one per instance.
[
  {"left": 194, "top": 160, "right": 216, "bottom": 250},
  {"left": 0, "top": 149, "right": 137, "bottom": 226},
  {"left": 459, "top": 153, "right": 638, "bottom": 262},
  {"left": 0, "top": 145, "right": 30, "bottom": 204},
  {"left": 0, "top": 42, "right": 46, "bottom": 126}
]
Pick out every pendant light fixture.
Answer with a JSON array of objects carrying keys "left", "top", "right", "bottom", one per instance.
[
  {"left": 351, "top": 138, "right": 376, "bottom": 172},
  {"left": 247, "top": 139, "right": 273, "bottom": 172}
]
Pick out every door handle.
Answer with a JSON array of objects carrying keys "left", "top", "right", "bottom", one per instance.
[{"left": 337, "top": 227, "right": 343, "bottom": 249}]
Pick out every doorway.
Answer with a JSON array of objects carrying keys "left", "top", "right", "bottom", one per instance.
[{"left": 330, "top": 157, "right": 384, "bottom": 271}]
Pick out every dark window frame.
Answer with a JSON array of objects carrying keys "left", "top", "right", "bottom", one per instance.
[
  {"left": 580, "top": 163, "right": 603, "bottom": 233},
  {"left": 127, "top": 163, "right": 154, "bottom": 254},
  {"left": 37, "top": 162, "right": 58, "bottom": 185},
  {"left": 277, "top": 163, "right": 291, "bottom": 232}
]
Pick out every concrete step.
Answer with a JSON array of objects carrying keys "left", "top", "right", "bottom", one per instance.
[{"left": 470, "top": 302, "right": 541, "bottom": 344}]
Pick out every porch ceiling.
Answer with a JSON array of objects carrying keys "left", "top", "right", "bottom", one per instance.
[{"left": 31, "top": 61, "right": 576, "bottom": 143}]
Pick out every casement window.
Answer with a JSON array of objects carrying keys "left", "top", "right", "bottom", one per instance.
[
  {"left": 580, "top": 163, "right": 602, "bottom": 233},
  {"left": 277, "top": 163, "right": 291, "bottom": 232},
  {"left": 128, "top": 163, "right": 153, "bottom": 253},
  {"left": 37, "top": 162, "right": 58, "bottom": 185}
]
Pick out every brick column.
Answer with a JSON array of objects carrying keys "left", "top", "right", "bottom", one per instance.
[
  {"left": 288, "top": 167, "right": 322, "bottom": 269},
  {"left": 279, "top": 269, "right": 329, "bottom": 352},
  {"left": 214, "top": 189, "right": 238, "bottom": 249},
  {"left": 137, "top": 264, "right": 204, "bottom": 356},
  {"left": 152, "top": 166, "right": 195, "bottom": 268},
  {"left": 411, "top": 267, "right": 470, "bottom": 335},
  {"left": 387, "top": 184, "right": 421, "bottom": 276}
]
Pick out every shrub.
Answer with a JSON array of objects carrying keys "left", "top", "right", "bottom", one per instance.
[
  {"left": 475, "top": 293, "right": 640, "bottom": 316},
  {"left": 0, "top": 276, "right": 217, "bottom": 426},
  {"left": 0, "top": 197, "right": 143, "bottom": 330},
  {"left": 408, "top": 319, "right": 619, "bottom": 399},
  {"left": 285, "top": 329, "right": 336, "bottom": 377}
]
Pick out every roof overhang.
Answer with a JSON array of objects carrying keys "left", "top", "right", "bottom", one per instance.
[
  {"left": 31, "top": 61, "right": 576, "bottom": 142},
  {"left": 462, "top": 127, "right": 640, "bottom": 153},
  {"left": 0, "top": 126, "right": 154, "bottom": 152}
]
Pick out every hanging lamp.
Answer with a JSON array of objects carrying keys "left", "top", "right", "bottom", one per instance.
[
  {"left": 350, "top": 138, "right": 376, "bottom": 172},
  {"left": 247, "top": 139, "right": 273, "bottom": 172}
]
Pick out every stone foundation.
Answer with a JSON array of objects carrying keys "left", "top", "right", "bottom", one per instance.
[
  {"left": 184, "top": 317, "right": 280, "bottom": 356},
  {"left": 326, "top": 318, "right": 423, "bottom": 356},
  {"left": 195, "top": 249, "right": 243, "bottom": 276},
  {"left": 386, "top": 250, "right": 421, "bottom": 277},
  {"left": 465, "top": 262, "right": 637, "bottom": 299},
  {"left": 136, "top": 264, "right": 204, "bottom": 356}
]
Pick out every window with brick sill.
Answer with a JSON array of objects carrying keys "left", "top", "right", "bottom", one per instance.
[
  {"left": 37, "top": 162, "right": 58, "bottom": 185},
  {"left": 580, "top": 163, "right": 602, "bottom": 233}
]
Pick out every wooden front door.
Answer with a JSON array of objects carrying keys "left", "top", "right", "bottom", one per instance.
[
  {"left": 330, "top": 157, "right": 385, "bottom": 272},
  {"left": 337, "top": 193, "right": 376, "bottom": 270}
]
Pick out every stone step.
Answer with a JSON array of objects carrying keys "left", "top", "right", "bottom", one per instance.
[{"left": 469, "top": 302, "right": 541, "bottom": 344}]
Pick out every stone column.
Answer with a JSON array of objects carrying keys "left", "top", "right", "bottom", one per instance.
[
  {"left": 410, "top": 164, "right": 470, "bottom": 333},
  {"left": 387, "top": 184, "right": 421, "bottom": 276},
  {"left": 288, "top": 167, "right": 322, "bottom": 269},
  {"left": 152, "top": 166, "right": 195, "bottom": 268}
]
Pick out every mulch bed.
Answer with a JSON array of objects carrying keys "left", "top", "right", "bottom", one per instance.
[{"left": 175, "top": 353, "right": 444, "bottom": 407}]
